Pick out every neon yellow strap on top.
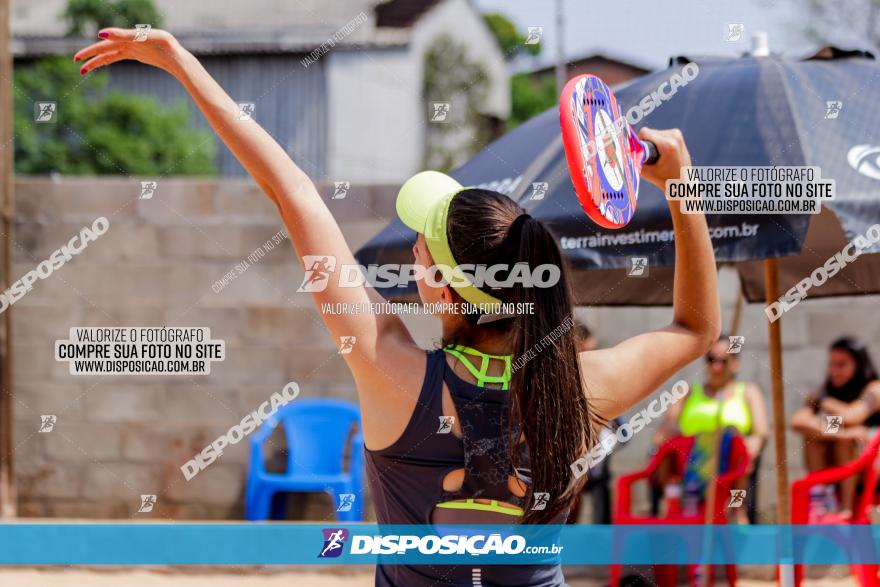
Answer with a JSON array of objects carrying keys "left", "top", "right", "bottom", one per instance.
[
  {"left": 436, "top": 345, "right": 516, "bottom": 515},
  {"left": 443, "top": 344, "right": 512, "bottom": 389},
  {"left": 435, "top": 498, "right": 523, "bottom": 516}
]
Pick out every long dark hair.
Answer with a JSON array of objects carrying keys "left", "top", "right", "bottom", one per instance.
[
  {"left": 825, "top": 336, "right": 879, "bottom": 403},
  {"left": 443, "top": 188, "right": 600, "bottom": 524}
]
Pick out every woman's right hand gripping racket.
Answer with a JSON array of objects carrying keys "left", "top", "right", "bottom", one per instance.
[{"left": 559, "top": 74, "right": 659, "bottom": 230}]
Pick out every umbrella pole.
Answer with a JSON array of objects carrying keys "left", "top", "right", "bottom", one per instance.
[
  {"left": 764, "top": 258, "right": 792, "bottom": 586},
  {"left": 730, "top": 289, "right": 745, "bottom": 336}
]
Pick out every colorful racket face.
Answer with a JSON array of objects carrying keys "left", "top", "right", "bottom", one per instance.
[{"left": 560, "top": 74, "right": 654, "bottom": 229}]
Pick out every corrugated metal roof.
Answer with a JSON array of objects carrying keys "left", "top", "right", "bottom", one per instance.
[
  {"left": 13, "top": 30, "right": 410, "bottom": 58},
  {"left": 103, "top": 54, "right": 329, "bottom": 178},
  {"left": 12, "top": 0, "right": 383, "bottom": 37},
  {"left": 375, "top": 0, "right": 442, "bottom": 28},
  {"left": 513, "top": 48, "right": 657, "bottom": 75},
  {"left": 12, "top": 0, "right": 441, "bottom": 57}
]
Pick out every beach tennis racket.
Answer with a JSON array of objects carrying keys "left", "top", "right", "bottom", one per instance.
[{"left": 560, "top": 74, "right": 659, "bottom": 229}]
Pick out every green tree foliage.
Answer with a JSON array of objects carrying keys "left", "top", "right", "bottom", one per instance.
[
  {"left": 482, "top": 12, "right": 549, "bottom": 129},
  {"left": 14, "top": 57, "right": 215, "bottom": 175},
  {"left": 422, "top": 36, "right": 490, "bottom": 171},
  {"left": 64, "top": 0, "right": 164, "bottom": 36},
  {"left": 482, "top": 13, "right": 541, "bottom": 58},
  {"left": 508, "top": 71, "right": 556, "bottom": 130}
]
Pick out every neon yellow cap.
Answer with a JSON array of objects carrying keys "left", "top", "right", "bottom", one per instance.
[{"left": 396, "top": 171, "right": 503, "bottom": 308}]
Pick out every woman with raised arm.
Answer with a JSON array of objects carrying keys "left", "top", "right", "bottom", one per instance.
[{"left": 75, "top": 29, "right": 721, "bottom": 586}]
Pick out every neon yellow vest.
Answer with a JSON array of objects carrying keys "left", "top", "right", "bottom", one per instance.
[{"left": 679, "top": 381, "right": 752, "bottom": 436}]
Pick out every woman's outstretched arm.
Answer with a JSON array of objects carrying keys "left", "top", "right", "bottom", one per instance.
[
  {"left": 74, "top": 29, "right": 424, "bottom": 445},
  {"left": 580, "top": 128, "right": 721, "bottom": 420}
]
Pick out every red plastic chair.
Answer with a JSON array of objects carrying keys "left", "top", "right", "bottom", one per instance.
[
  {"left": 610, "top": 434, "right": 751, "bottom": 587},
  {"left": 790, "top": 430, "right": 880, "bottom": 587}
]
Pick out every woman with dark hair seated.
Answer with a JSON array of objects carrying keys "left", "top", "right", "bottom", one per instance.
[{"left": 791, "top": 336, "right": 880, "bottom": 514}]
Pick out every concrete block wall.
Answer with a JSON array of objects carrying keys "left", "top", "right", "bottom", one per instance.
[
  {"left": 13, "top": 177, "right": 396, "bottom": 520},
  {"left": 11, "top": 178, "right": 880, "bottom": 522}
]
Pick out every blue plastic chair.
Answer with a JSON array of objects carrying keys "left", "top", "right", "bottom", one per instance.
[{"left": 245, "top": 398, "right": 364, "bottom": 522}]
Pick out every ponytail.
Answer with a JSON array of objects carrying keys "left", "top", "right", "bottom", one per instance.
[
  {"left": 509, "top": 216, "right": 600, "bottom": 524},
  {"left": 445, "top": 189, "right": 603, "bottom": 524}
]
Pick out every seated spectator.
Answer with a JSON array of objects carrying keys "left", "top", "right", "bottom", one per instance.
[
  {"left": 653, "top": 334, "right": 768, "bottom": 523},
  {"left": 791, "top": 336, "right": 880, "bottom": 514}
]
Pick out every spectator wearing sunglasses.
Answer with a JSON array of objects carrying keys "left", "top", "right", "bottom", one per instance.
[{"left": 652, "top": 334, "right": 769, "bottom": 523}]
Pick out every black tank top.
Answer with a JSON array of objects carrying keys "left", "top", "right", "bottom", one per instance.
[{"left": 365, "top": 349, "right": 566, "bottom": 586}]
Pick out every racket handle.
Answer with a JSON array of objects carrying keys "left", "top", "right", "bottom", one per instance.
[{"left": 642, "top": 140, "right": 660, "bottom": 165}]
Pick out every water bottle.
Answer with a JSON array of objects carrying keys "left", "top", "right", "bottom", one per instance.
[
  {"left": 808, "top": 485, "right": 827, "bottom": 522},
  {"left": 825, "top": 484, "right": 839, "bottom": 514},
  {"left": 683, "top": 479, "right": 702, "bottom": 517},
  {"left": 664, "top": 482, "right": 683, "bottom": 500}
]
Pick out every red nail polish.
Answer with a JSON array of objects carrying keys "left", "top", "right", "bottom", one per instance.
[
  {"left": 74, "top": 56, "right": 80, "bottom": 62},
  {"left": 80, "top": 67, "right": 87, "bottom": 76},
  {"left": 98, "top": 32, "right": 108, "bottom": 38}
]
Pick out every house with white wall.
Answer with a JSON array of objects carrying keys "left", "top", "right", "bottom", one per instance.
[{"left": 12, "top": 0, "right": 511, "bottom": 182}]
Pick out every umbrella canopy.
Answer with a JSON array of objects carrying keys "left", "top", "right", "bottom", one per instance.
[{"left": 357, "top": 48, "right": 880, "bottom": 305}]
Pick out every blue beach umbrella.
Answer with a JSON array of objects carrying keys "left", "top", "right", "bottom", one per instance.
[{"left": 357, "top": 47, "right": 880, "bottom": 306}]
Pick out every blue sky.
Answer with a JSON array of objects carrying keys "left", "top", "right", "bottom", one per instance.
[{"left": 473, "top": 0, "right": 823, "bottom": 70}]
